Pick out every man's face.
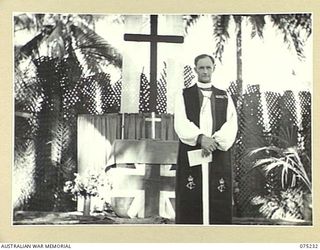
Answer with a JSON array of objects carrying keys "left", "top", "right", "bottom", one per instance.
[{"left": 194, "top": 57, "right": 214, "bottom": 83}]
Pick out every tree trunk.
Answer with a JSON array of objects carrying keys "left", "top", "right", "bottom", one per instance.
[
  {"left": 234, "top": 15, "right": 243, "bottom": 95},
  {"left": 30, "top": 57, "right": 62, "bottom": 211}
]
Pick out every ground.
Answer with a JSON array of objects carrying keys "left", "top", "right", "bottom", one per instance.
[
  {"left": 13, "top": 211, "right": 311, "bottom": 225},
  {"left": 13, "top": 211, "right": 174, "bottom": 225}
]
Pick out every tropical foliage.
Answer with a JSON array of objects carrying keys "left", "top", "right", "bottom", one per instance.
[
  {"left": 251, "top": 188, "right": 306, "bottom": 221},
  {"left": 185, "top": 14, "right": 311, "bottom": 62},
  {"left": 185, "top": 14, "right": 312, "bottom": 93},
  {"left": 245, "top": 125, "right": 312, "bottom": 221},
  {"left": 14, "top": 14, "right": 122, "bottom": 211},
  {"left": 249, "top": 145, "right": 311, "bottom": 191},
  {"left": 228, "top": 81, "right": 312, "bottom": 219}
]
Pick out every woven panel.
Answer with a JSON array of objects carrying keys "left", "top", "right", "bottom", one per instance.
[
  {"left": 232, "top": 85, "right": 312, "bottom": 218},
  {"left": 184, "top": 65, "right": 195, "bottom": 88},
  {"left": 298, "top": 91, "right": 312, "bottom": 182},
  {"left": 263, "top": 91, "right": 283, "bottom": 195},
  {"left": 233, "top": 84, "right": 267, "bottom": 217},
  {"left": 227, "top": 80, "right": 241, "bottom": 105},
  {"left": 58, "top": 57, "right": 83, "bottom": 122},
  {"left": 281, "top": 91, "right": 298, "bottom": 127},
  {"left": 113, "top": 79, "right": 122, "bottom": 112},
  {"left": 299, "top": 91, "right": 311, "bottom": 152},
  {"left": 139, "top": 72, "right": 150, "bottom": 112},
  {"left": 265, "top": 91, "right": 282, "bottom": 139},
  {"left": 156, "top": 63, "right": 167, "bottom": 114}
]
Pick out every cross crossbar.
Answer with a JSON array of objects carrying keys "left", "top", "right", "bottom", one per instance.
[{"left": 124, "top": 34, "right": 184, "bottom": 43}]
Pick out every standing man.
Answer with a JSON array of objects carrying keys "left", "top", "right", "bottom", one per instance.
[{"left": 174, "top": 54, "right": 238, "bottom": 224}]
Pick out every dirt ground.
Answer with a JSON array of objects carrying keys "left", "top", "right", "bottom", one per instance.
[
  {"left": 13, "top": 211, "right": 311, "bottom": 226},
  {"left": 13, "top": 211, "right": 174, "bottom": 225}
]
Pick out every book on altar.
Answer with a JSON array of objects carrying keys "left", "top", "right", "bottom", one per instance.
[{"left": 187, "top": 149, "right": 212, "bottom": 167}]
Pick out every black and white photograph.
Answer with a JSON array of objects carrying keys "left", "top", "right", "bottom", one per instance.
[{"left": 13, "top": 13, "right": 312, "bottom": 226}]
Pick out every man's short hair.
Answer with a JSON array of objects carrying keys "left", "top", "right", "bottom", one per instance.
[{"left": 194, "top": 54, "right": 215, "bottom": 66}]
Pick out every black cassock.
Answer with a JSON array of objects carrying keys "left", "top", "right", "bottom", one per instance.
[{"left": 175, "top": 84, "right": 232, "bottom": 224}]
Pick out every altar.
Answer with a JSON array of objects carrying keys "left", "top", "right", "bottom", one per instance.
[
  {"left": 77, "top": 113, "right": 179, "bottom": 219},
  {"left": 77, "top": 113, "right": 234, "bottom": 222}
]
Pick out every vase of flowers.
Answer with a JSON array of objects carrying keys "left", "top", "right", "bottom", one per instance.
[
  {"left": 83, "top": 196, "right": 91, "bottom": 216},
  {"left": 64, "top": 171, "right": 104, "bottom": 216}
]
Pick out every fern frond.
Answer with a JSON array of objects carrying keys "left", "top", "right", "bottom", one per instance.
[{"left": 51, "top": 120, "right": 71, "bottom": 164}]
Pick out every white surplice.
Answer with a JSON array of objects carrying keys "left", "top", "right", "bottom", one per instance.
[{"left": 174, "top": 82, "right": 238, "bottom": 151}]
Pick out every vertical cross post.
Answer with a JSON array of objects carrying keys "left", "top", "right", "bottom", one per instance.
[{"left": 121, "top": 113, "right": 125, "bottom": 139}]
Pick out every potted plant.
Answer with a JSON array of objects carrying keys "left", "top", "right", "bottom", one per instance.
[
  {"left": 63, "top": 171, "right": 104, "bottom": 216},
  {"left": 246, "top": 130, "right": 312, "bottom": 223}
]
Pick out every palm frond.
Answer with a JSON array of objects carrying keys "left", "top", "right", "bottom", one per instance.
[
  {"left": 252, "top": 158, "right": 275, "bottom": 168},
  {"left": 279, "top": 158, "right": 311, "bottom": 191},
  {"left": 248, "top": 15, "right": 266, "bottom": 39},
  {"left": 183, "top": 15, "right": 201, "bottom": 35},
  {"left": 51, "top": 120, "right": 71, "bottom": 164},
  {"left": 286, "top": 156, "right": 311, "bottom": 191},
  {"left": 251, "top": 195, "right": 269, "bottom": 205},
  {"left": 270, "top": 14, "right": 312, "bottom": 60},
  {"left": 70, "top": 24, "right": 122, "bottom": 74},
  {"left": 233, "top": 15, "right": 242, "bottom": 34},
  {"left": 248, "top": 145, "right": 283, "bottom": 156},
  {"left": 110, "top": 15, "right": 125, "bottom": 25},
  {"left": 281, "top": 163, "right": 288, "bottom": 189},
  {"left": 259, "top": 200, "right": 281, "bottom": 219},
  {"left": 14, "top": 14, "right": 36, "bottom": 32},
  {"left": 280, "top": 126, "right": 298, "bottom": 146},
  {"left": 13, "top": 139, "right": 36, "bottom": 208},
  {"left": 19, "top": 33, "right": 45, "bottom": 58},
  {"left": 212, "top": 15, "right": 230, "bottom": 62},
  {"left": 248, "top": 141, "right": 311, "bottom": 192},
  {"left": 14, "top": 14, "right": 45, "bottom": 33},
  {"left": 261, "top": 160, "right": 284, "bottom": 173},
  {"left": 15, "top": 57, "right": 44, "bottom": 113},
  {"left": 60, "top": 157, "right": 77, "bottom": 179},
  {"left": 252, "top": 188, "right": 307, "bottom": 221}
]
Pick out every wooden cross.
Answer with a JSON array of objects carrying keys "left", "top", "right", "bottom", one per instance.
[
  {"left": 124, "top": 15, "right": 184, "bottom": 113},
  {"left": 145, "top": 112, "right": 162, "bottom": 139}
]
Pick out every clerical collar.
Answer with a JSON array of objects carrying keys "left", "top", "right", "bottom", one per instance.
[{"left": 197, "top": 82, "right": 213, "bottom": 91}]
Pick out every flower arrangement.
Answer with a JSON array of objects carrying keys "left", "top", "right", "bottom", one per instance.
[{"left": 63, "top": 171, "right": 104, "bottom": 199}]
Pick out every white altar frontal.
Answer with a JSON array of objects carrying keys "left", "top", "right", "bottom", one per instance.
[{"left": 106, "top": 139, "right": 178, "bottom": 219}]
